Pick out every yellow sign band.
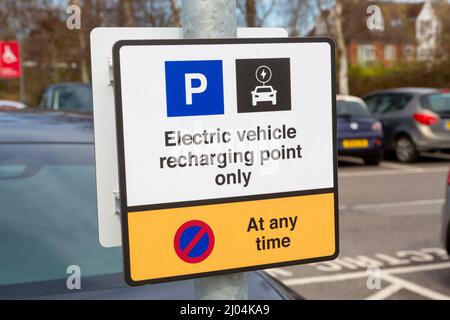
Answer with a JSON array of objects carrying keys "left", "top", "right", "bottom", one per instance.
[{"left": 127, "top": 192, "right": 337, "bottom": 282}]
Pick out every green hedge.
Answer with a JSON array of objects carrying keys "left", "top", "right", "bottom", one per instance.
[{"left": 348, "top": 60, "right": 450, "bottom": 97}]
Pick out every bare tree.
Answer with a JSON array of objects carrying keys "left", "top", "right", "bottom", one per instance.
[
  {"left": 259, "top": 0, "right": 276, "bottom": 26},
  {"left": 245, "top": 0, "right": 256, "bottom": 27},
  {"left": 68, "top": 0, "right": 89, "bottom": 83},
  {"left": 118, "top": 0, "right": 136, "bottom": 26},
  {"left": 433, "top": 0, "right": 450, "bottom": 60},
  {"left": 334, "top": 0, "right": 349, "bottom": 95},
  {"left": 170, "top": 0, "right": 180, "bottom": 27},
  {"left": 287, "top": 0, "right": 302, "bottom": 36},
  {"left": 284, "top": 0, "right": 318, "bottom": 36},
  {"left": 238, "top": 0, "right": 276, "bottom": 27}
]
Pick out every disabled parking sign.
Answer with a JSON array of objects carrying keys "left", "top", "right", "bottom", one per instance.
[{"left": 113, "top": 38, "right": 338, "bottom": 285}]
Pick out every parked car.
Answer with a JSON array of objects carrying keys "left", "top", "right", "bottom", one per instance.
[
  {"left": 337, "top": 95, "right": 384, "bottom": 165},
  {"left": 38, "top": 82, "right": 93, "bottom": 112},
  {"left": 443, "top": 169, "right": 450, "bottom": 256},
  {"left": 0, "top": 110, "right": 300, "bottom": 300},
  {"left": 0, "top": 100, "right": 26, "bottom": 110},
  {"left": 363, "top": 88, "right": 450, "bottom": 163}
]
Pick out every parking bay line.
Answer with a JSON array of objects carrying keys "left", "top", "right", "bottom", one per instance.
[
  {"left": 265, "top": 268, "right": 293, "bottom": 277},
  {"left": 283, "top": 262, "right": 450, "bottom": 287},
  {"left": 378, "top": 273, "right": 450, "bottom": 300},
  {"left": 366, "top": 283, "right": 403, "bottom": 300},
  {"left": 339, "top": 198, "right": 445, "bottom": 212},
  {"left": 339, "top": 167, "right": 448, "bottom": 178},
  {"left": 379, "top": 161, "right": 427, "bottom": 173},
  {"left": 421, "top": 152, "right": 450, "bottom": 160}
]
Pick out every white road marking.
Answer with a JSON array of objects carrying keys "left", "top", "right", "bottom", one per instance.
[
  {"left": 338, "top": 156, "right": 363, "bottom": 164},
  {"left": 339, "top": 167, "right": 448, "bottom": 177},
  {"left": 339, "top": 198, "right": 445, "bottom": 212},
  {"left": 366, "top": 283, "right": 403, "bottom": 300},
  {"left": 265, "top": 268, "right": 293, "bottom": 277},
  {"left": 284, "top": 269, "right": 368, "bottom": 286},
  {"left": 422, "top": 152, "right": 450, "bottom": 160},
  {"left": 312, "top": 248, "right": 449, "bottom": 273},
  {"left": 283, "top": 262, "right": 450, "bottom": 286},
  {"left": 381, "top": 273, "right": 450, "bottom": 300},
  {"left": 379, "top": 162, "right": 426, "bottom": 173}
]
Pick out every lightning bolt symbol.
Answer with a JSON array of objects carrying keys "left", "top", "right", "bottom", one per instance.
[{"left": 261, "top": 69, "right": 267, "bottom": 79}]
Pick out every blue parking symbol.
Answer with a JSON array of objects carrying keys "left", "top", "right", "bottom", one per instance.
[{"left": 165, "top": 60, "right": 224, "bottom": 117}]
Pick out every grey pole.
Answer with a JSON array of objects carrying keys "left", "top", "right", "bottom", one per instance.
[
  {"left": 18, "top": 37, "right": 25, "bottom": 104},
  {"left": 181, "top": 0, "right": 248, "bottom": 300},
  {"left": 182, "top": 0, "right": 237, "bottom": 38}
]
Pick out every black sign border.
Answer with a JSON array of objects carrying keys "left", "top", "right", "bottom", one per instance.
[{"left": 112, "top": 37, "right": 339, "bottom": 287}]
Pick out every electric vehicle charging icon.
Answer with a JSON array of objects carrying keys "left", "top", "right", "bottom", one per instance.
[{"left": 251, "top": 65, "right": 277, "bottom": 106}]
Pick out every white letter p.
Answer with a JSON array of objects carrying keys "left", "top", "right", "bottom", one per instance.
[{"left": 185, "top": 73, "right": 207, "bottom": 105}]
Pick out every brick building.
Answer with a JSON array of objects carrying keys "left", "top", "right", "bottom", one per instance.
[{"left": 312, "top": 1, "right": 441, "bottom": 66}]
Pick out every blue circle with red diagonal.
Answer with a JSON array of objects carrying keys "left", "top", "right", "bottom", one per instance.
[{"left": 174, "top": 220, "right": 215, "bottom": 263}]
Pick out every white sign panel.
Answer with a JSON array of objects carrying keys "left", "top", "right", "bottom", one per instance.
[
  {"left": 113, "top": 38, "right": 338, "bottom": 285},
  {"left": 118, "top": 41, "right": 335, "bottom": 206}
]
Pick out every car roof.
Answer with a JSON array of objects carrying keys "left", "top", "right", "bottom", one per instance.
[
  {"left": 0, "top": 110, "right": 93, "bottom": 144},
  {"left": 0, "top": 100, "right": 26, "bottom": 106},
  {"left": 363, "top": 87, "right": 439, "bottom": 97},
  {"left": 337, "top": 95, "right": 366, "bottom": 105},
  {"left": 46, "top": 82, "right": 92, "bottom": 89}
]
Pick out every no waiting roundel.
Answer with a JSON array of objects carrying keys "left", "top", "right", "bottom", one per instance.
[{"left": 174, "top": 220, "right": 215, "bottom": 263}]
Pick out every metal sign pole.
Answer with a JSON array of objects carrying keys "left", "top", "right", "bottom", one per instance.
[
  {"left": 19, "top": 38, "right": 25, "bottom": 104},
  {"left": 181, "top": 0, "right": 248, "bottom": 300}
]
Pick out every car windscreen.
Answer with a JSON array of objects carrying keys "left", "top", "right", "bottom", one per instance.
[
  {"left": 422, "top": 92, "right": 450, "bottom": 116},
  {"left": 53, "top": 85, "right": 93, "bottom": 111},
  {"left": 337, "top": 100, "right": 371, "bottom": 117},
  {"left": 0, "top": 143, "right": 121, "bottom": 288}
]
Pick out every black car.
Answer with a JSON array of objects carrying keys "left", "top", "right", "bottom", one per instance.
[
  {"left": 38, "top": 82, "right": 93, "bottom": 112},
  {"left": 363, "top": 88, "right": 450, "bottom": 162},
  {"left": 0, "top": 110, "right": 299, "bottom": 300}
]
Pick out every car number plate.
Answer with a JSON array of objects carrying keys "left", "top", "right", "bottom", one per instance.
[
  {"left": 445, "top": 122, "right": 450, "bottom": 130},
  {"left": 343, "top": 139, "right": 369, "bottom": 148}
]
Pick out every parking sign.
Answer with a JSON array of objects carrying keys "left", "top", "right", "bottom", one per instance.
[
  {"left": 165, "top": 60, "right": 224, "bottom": 117},
  {"left": 113, "top": 38, "right": 338, "bottom": 285}
]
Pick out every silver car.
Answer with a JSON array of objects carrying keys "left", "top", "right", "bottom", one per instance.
[{"left": 363, "top": 88, "right": 450, "bottom": 162}]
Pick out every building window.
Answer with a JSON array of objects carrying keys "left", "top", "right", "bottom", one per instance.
[
  {"left": 384, "top": 45, "right": 396, "bottom": 61},
  {"left": 357, "top": 45, "right": 376, "bottom": 64},
  {"left": 403, "top": 45, "right": 415, "bottom": 61},
  {"left": 390, "top": 18, "right": 403, "bottom": 28},
  {"left": 417, "top": 47, "right": 433, "bottom": 61}
]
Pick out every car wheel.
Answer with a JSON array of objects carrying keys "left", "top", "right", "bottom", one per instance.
[
  {"left": 363, "top": 155, "right": 382, "bottom": 166},
  {"left": 395, "top": 136, "right": 418, "bottom": 163}
]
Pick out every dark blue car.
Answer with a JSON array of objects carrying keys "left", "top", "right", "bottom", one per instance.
[{"left": 337, "top": 95, "right": 384, "bottom": 165}]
